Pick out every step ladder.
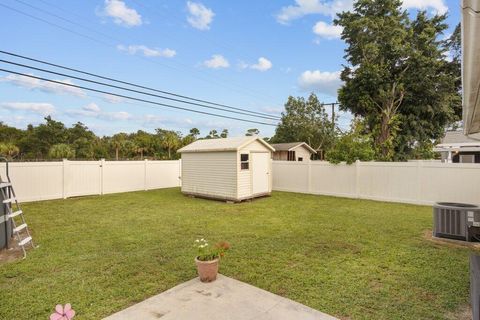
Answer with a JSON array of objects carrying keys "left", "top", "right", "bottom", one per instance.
[{"left": 1, "top": 158, "right": 35, "bottom": 258}]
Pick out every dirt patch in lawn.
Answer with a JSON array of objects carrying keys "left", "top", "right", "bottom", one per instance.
[
  {"left": 0, "top": 238, "right": 24, "bottom": 263},
  {"left": 423, "top": 229, "right": 480, "bottom": 250},
  {"left": 446, "top": 304, "right": 471, "bottom": 320}
]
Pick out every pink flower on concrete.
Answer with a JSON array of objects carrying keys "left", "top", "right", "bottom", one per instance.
[{"left": 50, "top": 303, "right": 75, "bottom": 320}]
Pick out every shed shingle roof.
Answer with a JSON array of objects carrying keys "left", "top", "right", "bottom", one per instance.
[{"left": 178, "top": 136, "right": 274, "bottom": 153}]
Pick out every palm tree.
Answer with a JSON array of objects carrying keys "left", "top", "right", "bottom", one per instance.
[
  {"left": 161, "top": 131, "right": 180, "bottom": 159},
  {"left": 110, "top": 133, "right": 127, "bottom": 160},
  {"left": 48, "top": 144, "right": 75, "bottom": 159},
  {"left": 0, "top": 143, "right": 20, "bottom": 160}
]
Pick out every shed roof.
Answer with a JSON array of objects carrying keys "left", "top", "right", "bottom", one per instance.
[
  {"left": 269, "top": 142, "right": 316, "bottom": 154},
  {"left": 178, "top": 136, "right": 275, "bottom": 153}
]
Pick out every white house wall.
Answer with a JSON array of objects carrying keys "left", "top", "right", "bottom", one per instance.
[{"left": 292, "top": 145, "right": 313, "bottom": 162}]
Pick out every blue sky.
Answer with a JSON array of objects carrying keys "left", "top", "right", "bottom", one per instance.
[{"left": 0, "top": 0, "right": 460, "bottom": 138}]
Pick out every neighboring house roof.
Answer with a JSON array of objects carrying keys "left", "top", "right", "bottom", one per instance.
[
  {"left": 434, "top": 131, "right": 480, "bottom": 152},
  {"left": 462, "top": 0, "right": 480, "bottom": 135},
  {"left": 269, "top": 142, "right": 317, "bottom": 154},
  {"left": 178, "top": 136, "right": 275, "bottom": 153}
]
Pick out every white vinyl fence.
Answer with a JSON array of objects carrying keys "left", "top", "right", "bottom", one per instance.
[
  {"left": 3, "top": 159, "right": 480, "bottom": 205},
  {"left": 0, "top": 160, "right": 181, "bottom": 202},
  {"left": 273, "top": 160, "right": 480, "bottom": 206}
]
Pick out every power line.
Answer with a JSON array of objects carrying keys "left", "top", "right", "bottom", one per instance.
[
  {"left": 2, "top": 1, "right": 279, "bottom": 105},
  {"left": 0, "top": 50, "right": 281, "bottom": 119},
  {"left": 13, "top": 0, "right": 117, "bottom": 45},
  {"left": 0, "top": 68, "right": 277, "bottom": 127},
  {"left": 0, "top": 59, "right": 280, "bottom": 121},
  {"left": 130, "top": 0, "right": 268, "bottom": 66},
  {"left": 0, "top": 2, "right": 110, "bottom": 47}
]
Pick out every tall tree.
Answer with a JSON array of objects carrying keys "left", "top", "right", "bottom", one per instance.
[
  {"left": 335, "top": 1, "right": 459, "bottom": 160},
  {"left": 0, "top": 122, "right": 24, "bottom": 144},
  {"left": 157, "top": 129, "right": 181, "bottom": 159},
  {"left": 110, "top": 133, "right": 127, "bottom": 160},
  {"left": 245, "top": 128, "right": 259, "bottom": 136},
  {"left": 48, "top": 143, "right": 75, "bottom": 159},
  {"left": 271, "top": 93, "right": 338, "bottom": 156},
  {"left": 220, "top": 129, "right": 228, "bottom": 138},
  {"left": 133, "top": 130, "right": 154, "bottom": 159},
  {"left": 189, "top": 128, "right": 200, "bottom": 138},
  {"left": 326, "top": 119, "right": 375, "bottom": 164},
  {"left": 206, "top": 130, "right": 219, "bottom": 139},
  {"left": 444, "top": 23, "right": 462, "bottom": 123},
  {"left": 67, "top": 122, "right": 96, "bottom": 159}
]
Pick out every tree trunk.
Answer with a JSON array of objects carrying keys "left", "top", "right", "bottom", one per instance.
[
  {"left": 168, "top": 147, "right": 171, "bottom": 159},
  {"left": 378, "top": 111, "right": 391, "bottom": 159},
  {"left": 115, "top": 147, "right": 119, "bottom": 161}
]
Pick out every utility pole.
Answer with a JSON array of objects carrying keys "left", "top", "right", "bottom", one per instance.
[{"left": 331, "top": 103, "right": 335, "bottom": 129}]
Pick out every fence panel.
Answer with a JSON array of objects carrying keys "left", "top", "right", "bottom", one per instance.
[
  {"left": 272, "top": 161, "right": 309, "bottom": 193},
  {"left": 0, "top": 162, "right": 64, "bottom": 202},
  {"left": 357, "top": 162, "right": 419, "bottom": 203},
  {"left": 419, "top": 163, "right": 480, "bottom": 205},
  {"left": 310, "top": 162, "right": 357, "bottom": 197},
  {"left": 273, "top": 160, "right": 480, "bottom": 206},
  {"left": 146, "top": 160, "right": 181, "bottom": 189},
  {"left": 0, "top": 160, "right": 181, "bottom": 202},
  {"left": 65, "top": 161, "right": 102, "bottom": 197},
  {"left": 102, "top": 161, "right": 145, "bottom": 194}
]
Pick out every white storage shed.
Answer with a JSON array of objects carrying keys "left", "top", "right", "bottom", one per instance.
[{"left": 178, "top": 136, "right": 275, "bottom": 201}]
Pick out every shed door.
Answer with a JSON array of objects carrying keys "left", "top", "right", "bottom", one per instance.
[{"left": 252, "top": 153, "right": 269, "bottom": 195}]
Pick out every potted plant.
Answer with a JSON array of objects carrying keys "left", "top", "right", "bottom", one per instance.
[{"left": 194, "top": 238, "right": 230, "bottom": 282}]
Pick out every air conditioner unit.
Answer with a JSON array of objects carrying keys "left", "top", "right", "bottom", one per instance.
[{"left": 433, "top": 202, "right": 480, "bottom": 241}]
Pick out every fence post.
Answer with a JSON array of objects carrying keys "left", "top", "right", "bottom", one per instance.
[
  {"left": 100, "top": 158, "right": 105, "bottom": 195},
  {"left": 62, "top": 159, "right": 68, "bottom": 199},
  {"left": 144, "top": 159, "right": 148, "bottom": 191},
  {"left": 355, "top": 160, "right": 360, "bottom": 198}
]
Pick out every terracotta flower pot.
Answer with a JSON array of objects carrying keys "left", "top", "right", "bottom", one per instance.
[{"left": 195, "top": 257, "right": 219, "bottom": 282}]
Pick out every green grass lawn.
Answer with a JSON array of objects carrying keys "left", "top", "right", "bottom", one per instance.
[{"left": 0, "top": 188, "right": 474, "bottom": 319}]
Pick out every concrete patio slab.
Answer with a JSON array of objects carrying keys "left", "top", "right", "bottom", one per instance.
[{"left": 104, "top": 274, "right": 338, "bottom": 320}]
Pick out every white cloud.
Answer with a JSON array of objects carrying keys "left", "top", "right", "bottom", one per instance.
[
  {"left": 83, "top": 102, "right": 101, "bottom": 113},
  {"left": 102, "top": 94, "right": 125, "bottom": 104},
  {"left": 276, "top": 0, "right": 353, "bottom": 24},
  {"left": 102, "top": 0, "right": 142, "bottom": 27},
  {"left": 0, "top": 102, "right": 55, "bottom": 116},
  {"left": 0, "top": 73, "right": 86, "bottom": 97},
  {"left": 313, "top": 21, "right": 342, "bottom": 39},
  {"left": 251, "top": 57, "right": 273, "bottom": 72},
  {"left": 66, "top": 103, "right": 132, "bottom": 121},
  {"left": 298, "top": 70, "right": 342, "bottom": 97},
  {"left": 187, "top": 1, "right": 215, "bottom": 30},
  {"left": 117, "top": 45, "right": 176, "bottom": 58},
  {"left": 402, "top": 0, "right": 448, "bottom": 15},
  {"left": 239, "top": 57, "right": 273, "bottom": 72},
  {"left": 203, "top": 54, "right": 230, "bottom": 69}
]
